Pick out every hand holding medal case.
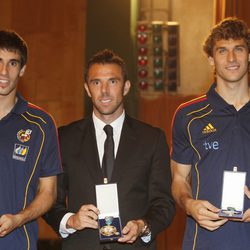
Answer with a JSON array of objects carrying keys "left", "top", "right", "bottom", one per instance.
[
  {"left": 219, "top": 167, "right": 246, "bottom": 219},
  {"left": 95, "top": 183, "right": 122, "bottom": 242}
]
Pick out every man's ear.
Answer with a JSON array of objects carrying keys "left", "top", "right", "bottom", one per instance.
[
  {"left": 123, "top": 80, "right": 131, "bottom": 96},
  {"left": 19, "top": 65, "right": 26, "bottom": 77},
  {"left": 84, "top": 82, "right": 91, "bottom": 97},
  {"left": 208, "top": 56, "right": 214, "bottom": 66}
]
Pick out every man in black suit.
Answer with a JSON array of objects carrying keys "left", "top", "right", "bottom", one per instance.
[{"left": 45, "top": 49, "right": 175, "bottom": 250}]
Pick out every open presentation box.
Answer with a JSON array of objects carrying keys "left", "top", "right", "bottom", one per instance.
[
  {"left": 96, "top": 183, "right": 123, "bottom": 242},
  {"left": 219, "top": 169, "right": 246, "bottom": 219}
]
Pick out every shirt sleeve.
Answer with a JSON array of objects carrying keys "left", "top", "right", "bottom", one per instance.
[
  {"left": 141, "top": 233, "right": 151, "bottom": 243},
  {"left": 59, "top": 212, "right": 76, "bottom": 238},
  {"left": 171, "top": 109, "right": 194, "bottom": 165},
  {"left": 40, "top": 117, "right": 62, "bottom": 177}
]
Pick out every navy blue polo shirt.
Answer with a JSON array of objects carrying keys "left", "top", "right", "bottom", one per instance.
[
  {"left": 0, "top": 93, "right": 62, "bottom": 250},
  {"left": 172, "top": 83, "right": 250, "bottom": 250}
]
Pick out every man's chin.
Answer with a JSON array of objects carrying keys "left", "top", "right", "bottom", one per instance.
[{"left": 94, "top": 107, "right": 123, "bottom": 118}]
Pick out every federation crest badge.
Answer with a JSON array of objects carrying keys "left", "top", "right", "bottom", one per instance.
[
  {"left": 13, "top": 144, "right": 29, "bottom": 162},
  {"left": 17, "top": 129, "right": 32, "bottom": 143}
]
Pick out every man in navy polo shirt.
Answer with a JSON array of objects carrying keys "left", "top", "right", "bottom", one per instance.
[
  {"left": 0, "top": 30, "right": 62, "bottom": 249},
  {"left": 171, "top": 17, "right": 250, "bottom": 250}
]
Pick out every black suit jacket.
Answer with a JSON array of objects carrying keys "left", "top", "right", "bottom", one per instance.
[{"left": 45, "top": 114, "right": 175, "bottom": 250}]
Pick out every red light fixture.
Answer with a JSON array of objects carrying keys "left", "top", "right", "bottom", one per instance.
[
  {"left": 139, "top": 80, "right": 148, "bottom": 90},
  {"left": 138, "top": 56, "right": 148, "bottom": 66},
  {"left": 137, "top": 33, "right": 147, "bottom": 44},
  {"left": 138, "top": 47, "right": 148, "bottom": 55},
  {"left": 138, "top": 69, "right": 148, "bottom": 78},
  {"left": 138, "top": 24, "right": 147, "bottom": 32}
]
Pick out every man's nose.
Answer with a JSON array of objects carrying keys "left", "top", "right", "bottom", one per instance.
[
  {"left": 0, "top": 63, "right": 8, "bottom": 75},
  {"left": 101, "top": 82, "right": 109, "bottom": 93},
  {"left": 227, "top": 50, "right": 236, "bottom": 62}
]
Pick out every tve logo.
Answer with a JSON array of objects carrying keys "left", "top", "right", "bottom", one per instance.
[{"left": 203, "top": 141, "right": 219, "bottom": 150}]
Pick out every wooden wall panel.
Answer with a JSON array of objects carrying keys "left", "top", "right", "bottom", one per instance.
[
  {"left": 228, "top": 0, "right": 250, "bottom": 26},
  {"left": 216, "top": 0, "right": 250, "bottom": 26},
  {"left": 138, "top": 94, "right": 196, "bottom": 250},
  {"left": 0, "top": 0, "right": 86, "bottom": 127}
]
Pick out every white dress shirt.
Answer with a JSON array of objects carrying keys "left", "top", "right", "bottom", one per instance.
[{"left": 93, "top": 111, "right": 125, "bottom": 164}]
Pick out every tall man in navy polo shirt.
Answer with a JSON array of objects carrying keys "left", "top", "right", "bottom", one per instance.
[
  {"left": 0, "top": 30, "right": 62, "bottom": 249},
  {"left": 171, "top": 17, "right": 250, "bottom": 250}
]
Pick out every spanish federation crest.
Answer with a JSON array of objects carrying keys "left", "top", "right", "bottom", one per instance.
[{"left": 17, "top": 129, "right": 32, "bottom": 143}]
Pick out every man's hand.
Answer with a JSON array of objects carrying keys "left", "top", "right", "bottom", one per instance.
[
  {"left": 118, "top": 219, "right": 144, "bottom": 244},
  {"left": 66, "top": 204, "right": 99, "bottom": 231},
  {"left": 186, "top": 199, "right": 228, "bottom": 231},
  {"left": 243, "top": 186, "right": 250, "bottom": 222},
  {"left": 0, "top": 214, "right": 22, "bottom": 237}
]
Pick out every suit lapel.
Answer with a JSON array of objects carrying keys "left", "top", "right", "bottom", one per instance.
[
  {"left": 80, "top": 116, "right": 104, "bottom": 184},
  {"left": 111, "top": 115, "right": 137, "bottom": 183}
]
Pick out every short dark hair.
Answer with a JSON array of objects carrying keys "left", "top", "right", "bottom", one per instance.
[
  {"left": 84, "top": 49, "right": 128, "bottom": 82},
  {"left": 203, "top": 17, "right": 250, "bottom": 57},
  {"left": 0, "top": 29, "right": 28, "bottom": 68}
]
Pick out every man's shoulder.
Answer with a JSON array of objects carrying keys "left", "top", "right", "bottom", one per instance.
[
  {"left": 58, "top": 116, "right": 91, "bottom": 135},
  {"left": 125, "top": 114, "right": 164, "bottom": 135},
  {"left": 174, "top": 94, "right": 209, "bottom": 117},
  {"left": 25, "top": 102, "right": 56, "bottom": 127}
]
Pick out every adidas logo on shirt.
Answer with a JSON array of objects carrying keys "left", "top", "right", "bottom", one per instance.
[{"left": 202, "top": 123, "right": 217, "bottom": 134}]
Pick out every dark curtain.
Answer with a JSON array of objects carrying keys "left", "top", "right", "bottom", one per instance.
[{"left": 215, "top": 0, "right": 250, "bottom": 26}]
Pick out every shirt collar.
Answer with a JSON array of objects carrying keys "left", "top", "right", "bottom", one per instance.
[
  {"left": 207, "top": 83, "right": 235, "bottom": 112},
  {"left": 92, "top": 111, "right": 125, "bottom": 136},
  {"left": 11, "top": 92, "right": 28, "bottom": 115},
  {"left": 207, "top": 83, "right": 250, "bottom": 113}
]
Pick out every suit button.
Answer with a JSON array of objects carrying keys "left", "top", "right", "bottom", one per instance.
[{"left": 103, "top": 245, "right": 111, "bottom": 250}]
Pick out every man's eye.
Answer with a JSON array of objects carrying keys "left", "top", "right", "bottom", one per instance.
[
  {"left": 92, "top": 80, "right": 100, "bottom": 85},
  {"left": 218, "top": 49, "right": 226, "bottom": 54},
  {"left": 9, "top": 61, "right": 18, "bottom": 67},
  {"left": 110, "top": 79, "right": 118, "bottom": 84},
  {"left": 235, "top": 47, "right": 244, "bottom": 52}
]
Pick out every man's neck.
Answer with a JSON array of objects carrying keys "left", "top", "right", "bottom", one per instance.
[
  {"left": 93, "top": 109, "right": 125, "bottom": 125},
  {"left": 93, "top": 110, "right": 125, "bottom": 125},
  {"left": 215, "top": 79, "right": 250, "bottom": 110},
  {"left": 0, "top": 94, "right": 17, "bottom": 119}
]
